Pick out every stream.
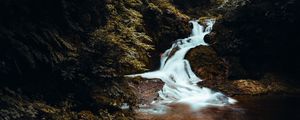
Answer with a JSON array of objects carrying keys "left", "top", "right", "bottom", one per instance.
[
  {"left": 127, "top": 19, "right": 235, "bottom": 114},
  {"left": 127, "top": 19, "right": 300, "bottom": 120}
]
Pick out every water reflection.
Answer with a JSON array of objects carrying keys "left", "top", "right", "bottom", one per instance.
[{"left": 136, "top": 95, "right": 300, "bottom": 120}]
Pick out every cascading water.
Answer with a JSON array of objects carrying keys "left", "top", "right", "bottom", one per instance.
[{"left": 127, "top": 19, "right": 236, "bottom": 113}]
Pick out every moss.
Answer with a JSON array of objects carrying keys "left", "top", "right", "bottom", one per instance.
[
  {"left": 147, "top": 3, "right": 163, "bottom": 15},
  {"left": 0, "top": 88, "right": 80, "bottom": 120},
  {"left": 151, "top": 0, "right": 189, "bottom": 19},
  {"left": 92, "top": 0, "right": 155, "bottom": 74},
  {"left": 124, "top": 0, "right": 143, "bottom": 8},
  {"left": 142, "top": 0, "right": 191, "bottom": 54},
  {"left": 198, "top": 16, "right": 222, "bottom": 24},
  {"left": 232, "top": 80, "right": 268, "bottom": 95},
  {"left": 200, "top": 73, "right": 299, "bottom": 96},
  {"left": 231, "top": 76, "right": 294, "bottom": 95},
  {"left": 78, "top": 111, "right": 98, "bottom": 120}
]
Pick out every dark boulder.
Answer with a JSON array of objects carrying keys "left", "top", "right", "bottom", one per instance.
[{"left": 211, "top": 0, "right": 300, "bottom": 81}]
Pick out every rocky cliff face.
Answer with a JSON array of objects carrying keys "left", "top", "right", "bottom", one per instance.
[
  {"left": 187, "top": 0, "right": 300, "bottom": 95},
  {"left": 211, "top": 0, "right": 300, "bottom": 81}
]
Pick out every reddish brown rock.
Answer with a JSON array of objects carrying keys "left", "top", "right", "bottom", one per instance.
[{"left": 186, "top": 46, "right": 228, "bottom": 81}]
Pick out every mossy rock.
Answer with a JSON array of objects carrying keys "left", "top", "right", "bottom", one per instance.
[{"left": 232, "top": 79, "right": 268, "bottom": 95}]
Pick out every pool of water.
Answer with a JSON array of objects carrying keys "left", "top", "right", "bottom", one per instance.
[
  {"left": 136, "top": 94, "right": 300, "bottom": 120},
  {"left": 234, "top": 95, "right": 300, "bottom": 120}
]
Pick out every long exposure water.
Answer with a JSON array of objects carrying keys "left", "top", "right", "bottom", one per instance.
[{"left": 127, "top": 19, "right": 236, "bottom": 114}]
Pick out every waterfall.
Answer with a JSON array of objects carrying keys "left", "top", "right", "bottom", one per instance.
[{"left": 127, "top": 19, "right": 236, "bottom": 113}]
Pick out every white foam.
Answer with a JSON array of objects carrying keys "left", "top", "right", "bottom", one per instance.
[{"left": 126, "top": 19, "right": 236, "bottom": 114}]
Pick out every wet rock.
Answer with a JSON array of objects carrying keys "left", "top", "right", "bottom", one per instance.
[
  {"left": 125, "top": 76, "right": 164, "bottom": 105},
  {"left": 186, "top": 46, "right": 228, "bottom": 81}
]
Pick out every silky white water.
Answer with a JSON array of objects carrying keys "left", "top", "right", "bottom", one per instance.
[{"left": 127, "top": 19, "right": 236, "bottom": 113}]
